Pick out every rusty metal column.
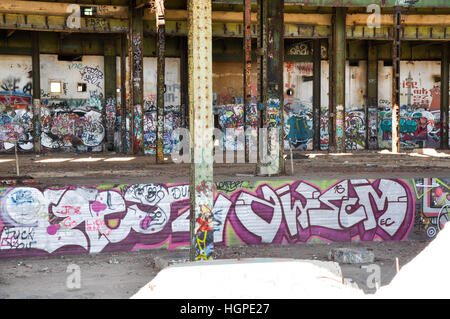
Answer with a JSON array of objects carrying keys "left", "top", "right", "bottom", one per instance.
[
  {"left": 392, "top": 6, "right": 401, "bottom": 153},
  {"left": 367, "top": 41, "right": 378, "bottom": 150},
  {"left": 180, "top": 36, "right": 188, "bottom": 129},
  {"left": 256, "top": 0, "right": 284, "bottom": 176},
  {"left": 32, "top": 32, "right": 41, "bottom": 154},
  {"left": 333, "top": 7, "right": 346, "bottom": 153},
  {"left": 156, "top": 0, "right": 166, "bottom": 163},
  {"left": 129, "top": 2, "right": 144, "bottom": 155},
  {"left": 243, "top": 0, "right": 252, "bottom": 163},
  {"left": 256, "top": 0, "right": 267, "bottom": 169},
  {"left": 313, "top": 39, "right": 321, "bottom": 150},
  {"left": 188, "top": 0, "right": 214, "bottom": 261},
  {"left": 120, "top": 33, "right": 128, "bottom": 154},
  {"left": 441, "top": 42, "right": 449, "bottom": 150},
  {"left": 104, "top": 40, "right": 117, "bottom": 152}
]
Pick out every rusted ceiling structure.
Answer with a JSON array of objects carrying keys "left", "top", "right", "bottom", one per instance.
[
  {"left": 0, "top": 0, "right": 449, "bottom": 261},
  {"left": 0, "top": 0, "right": 449, "bottom": 39}
]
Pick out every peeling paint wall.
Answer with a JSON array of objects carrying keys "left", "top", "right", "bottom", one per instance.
[{"left": 0, "top": 178, "right": 447, "bottom": 258}]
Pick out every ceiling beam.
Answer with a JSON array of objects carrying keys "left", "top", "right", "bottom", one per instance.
[
  {"left": 212, "top": 0, "right": 450, "bottom": 8},
  {"left": 0, "top": 0, "right": 128, "bottom": 19}
]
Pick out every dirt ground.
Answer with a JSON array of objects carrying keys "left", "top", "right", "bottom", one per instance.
[
  {"left": 0, "top": 240, "right": 430, "bottom": 299},
  {"left": 0, "top": 148, "right": 449, "bottom": 186}
]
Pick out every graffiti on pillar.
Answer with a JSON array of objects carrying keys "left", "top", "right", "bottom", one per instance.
[
  {"left": 345, "top": 109, "right": 366, "bottom": 150},
  {"left": 105, "top": 96, "right": 116, "bottom": 147},
  {"left": 367, "top": 107, "right": 378, "bottom": 149},
  {"left": 0, "top": 178, "right": 426, "bottom": 258}
]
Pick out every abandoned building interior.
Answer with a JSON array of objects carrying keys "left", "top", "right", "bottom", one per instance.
[{"left": 0, "top": 0, "right": 448, "bottom": 269}]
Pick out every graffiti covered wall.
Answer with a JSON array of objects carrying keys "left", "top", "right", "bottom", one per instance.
[
  {"left": 40, "top": 55, "right": 105, "bottom": 151},
  {"left": 0, "top": 55, "right": 34, "bottom": 152},
  {"left": 115, "top": 57, "right": 182, "bottom": 154},
  {"left": 378, "top": 61, "right": 444, "bottom": 149},
  {"left": 0, "top": 178, "right": 447, "bottom": 258}
]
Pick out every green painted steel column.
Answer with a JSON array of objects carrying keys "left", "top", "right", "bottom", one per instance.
[
  {"left": 367, "top": 40, "right": 378, "bottom": 150},
  {"left": 32, "top": 32, "right": 41, "bottom": 154},
  {"left": 392, "top": 6, "right": 401, "bottom": 153},
  {"left": 156, "top": 0, "right": 166, "bottom": 163},
  {"left": 334, "top": 7, "right": 346, "bottom": 153},
  {"left": 313, "top": 39, "right": 321, "bottom": 151},
  {"left": 328, "top": 33, "right": 336, "bottom": 152},
  {"left": 129, "top": 2, "right": 144, "bottom": 155},
  {"left": 256, "top": 0, "right": 284, "bottom": 176},
  {"left": 188, "top": 0, "right": 214, "bottom": 261},
  {"left": 104, "top": 40, "right": 117, "bottom": 152},
  {"left": 441, "top": 42, "right": 449, "bottom": 150}
]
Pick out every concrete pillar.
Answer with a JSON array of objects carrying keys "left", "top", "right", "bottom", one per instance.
[{"left": 188, "top": 0, "right": 214, "bottom": 261}]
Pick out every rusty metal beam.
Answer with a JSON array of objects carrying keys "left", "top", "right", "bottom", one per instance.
[
  {"left": 0, "top": 13, "right": 128, "bottom": 33},
  {"left": 1, "top": 11, "right": 450, "bottom": 40},
  {"left": 0, "top": 1, "right": 128, "bottom": 18},
  {"left": 213, "top": 0, "right": 450, "bottom": 8},
  {"left": 188, "top": 0, "right": 214, "bottom": 261}
]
